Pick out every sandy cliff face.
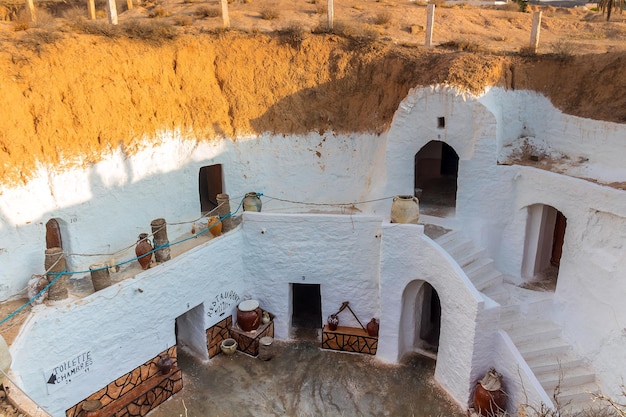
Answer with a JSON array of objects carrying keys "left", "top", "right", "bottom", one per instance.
[{"left": 0, "top": 31, "right": 624, "bottom": 187}]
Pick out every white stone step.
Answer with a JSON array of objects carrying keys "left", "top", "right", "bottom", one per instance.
[
  {"left": 525, "top": 354, "right": 584, "bottom": 377},
  {"left": 517, "top": 337, "right": 572, "bottom": 361},
  {"left": 482, "top": 285, "right": 510, "bottom": 304},
  {"left": 464, "top": 257, "right": 495, "bottom": 277},
  {"left": 552, "top": 381, "right": 599, "bottom": 412},
  {"left": 472, "top": 269, "right": 503, "bottom": 291},
  {"left": 538, "top": 367, "right": 596, "bottom": 392},
  {"left": 507, "top": 321, "right": 562, "bottom": 346},
  {"left": 434, "top": 230, "right": 462, "bottom": 247},
  {"left": 457, "top": 248, "right": 487, "bottom": 269}
]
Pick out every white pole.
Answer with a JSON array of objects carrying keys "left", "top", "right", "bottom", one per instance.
[
  {"left": 530, "top": 11, "right": 542, "bottom": 53},
  {"left": 106, "top": 0, "right": 118, "bottom": 25},
  {"left": 425, "top": 4, "right": 435, "bottom": 48},
  {"left": 221, "top": 0, "right": 230, "bottom": 28},
  {"left": 327, "top": 0, "right": 334, "bottom": 31}
]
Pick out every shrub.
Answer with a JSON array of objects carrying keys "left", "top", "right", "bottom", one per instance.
[
  {"left": 279, "top": 21, "right": 307, "bottom": 47},
  {"left": 121, "top": 19, "right": 177, "bottom": 43},
  {"left": 439, "top": 39, "right": 484, "bottom": 52},
  {"left": 260, "top": 7, "right": 279, "bottom": 20},
  {"left": 148, "top": 5, "right": 169, "bottom": 18},
  {"left": 550, "top": 39, "right": 575, "bottom": 59},
  {"left": 196, "top": 6, "right": 221, "bottom": 17},
  {"left": 173, "top": 15, "right": 193, "bottom": 26},
  {"left": 373, "top": 11, "right": 392, "bottom": 25}
]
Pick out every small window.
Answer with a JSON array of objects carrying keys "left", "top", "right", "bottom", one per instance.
[{"left": 437, "top": 117, "right": 445, "bottom": 129}]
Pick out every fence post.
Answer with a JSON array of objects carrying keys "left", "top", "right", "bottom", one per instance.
[
  {"left": 25, "top": 0, "right": 36, "bottom": 23},
  {"left": 106, "top": 0, "right": 118, "bottom": 24},
  {"left": 151, "top": 218, "right": 171, "bottom": 263},
  {"left": 221, "top": 0, "right": 230, "bottom": 28},
  {"left": 425, "top": 4, "right": 435, "bottom": 48},
  {"left": 327, "top": 0, "right": 334, "bottom": 31},
  {"left": 87, "top": 0, "right": 96, "bottom": 20},
  {"left": 45, "top": 248, "right": 68, "bottom": 301},
  {"left": 216, "top": 194, "right": 234, "bottom": 233},
  {"left": 126, "top": 0, "right": 133, "bottom": 10},
  {"left": 529, "top": 11, "right": 542, "bottom": 53}
]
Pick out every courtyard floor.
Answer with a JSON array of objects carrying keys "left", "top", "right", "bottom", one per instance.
[{"left": 147, "top": 332, "right": 465, "bottom": 417}]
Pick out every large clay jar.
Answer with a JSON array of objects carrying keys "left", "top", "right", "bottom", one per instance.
[
  {"left": 242, "top": 192, "right": 262, "bottom": 212},
  {"left": 135, "top": 233, "right": 153, "bottom": 270},
  {"left": 237, "top": 300, "right": 261, "bottom": 332},
  {"left": 207, "top": 216, "right": 222, "bottom": 237},
  {"left": 366, "top": 318, "right": 379, "bottom": 337},
  {"left": 390, "top": 195, "right": 420, "bottom": 224},
  {"left": 473, "top": 368, "right": 507, "bottom": 416}
]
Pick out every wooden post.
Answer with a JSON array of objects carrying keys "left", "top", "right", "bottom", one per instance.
[
  {"left": 151, "top": 218, "right": 171, "bottom": 263},
  {"left": 216, "top": 193, "right": 234, "bottom": 233},
  {"left": 106, "top": 0, "right": 118, "bottom": 25},
  {"left": 327, "top": 0, "right": 334, "bottom": 31},
  {"left": 425, "top": 4, "right": 435, "bottom": 48},
  {"left": 88, "top": 0, "right": 96, "bottom": 20},
  {"left": 25, "top": 0, "right": 36, "bottom": 23},
  {"left": 126, "top": 0, "right": 133, "bottom": 10},
  {"left": 529, "top": 11, "right": 542, "bottom": 53},
  {"left": 45, "top": 248, "right": 68, "bottom": 301},
  {"left": 220, "top": 0, "right": 229, "bottom": 28},
  {"left": 90, "top": 263, "right": 112, "bottom": 292}
]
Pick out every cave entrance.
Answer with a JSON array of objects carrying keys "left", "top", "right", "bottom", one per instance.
[
  {"left": 198, "top": 164, "right": 223, "bottom": 215},
  {"left": 400, "top": 280, "right": 442, "bottom": 360},
  {"left": 521, "top": 204, "right": 567, "bottom": 292},
  {"left": 291, "top": 283, "right": 322, "bottom": 330},
  {"left": 414, "top": 141, "right": 458, "bottom": 217}
]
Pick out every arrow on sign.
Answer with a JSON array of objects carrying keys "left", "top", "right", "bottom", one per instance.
[{"left": 47, "top": 373, "right": 57, "bottom": 384}]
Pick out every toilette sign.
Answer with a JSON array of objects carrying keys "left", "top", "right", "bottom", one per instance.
[
  {"left": 44, "top": 351, "right": 93, "bottom": 393},
  {"left": 206, "top": 290, "right": 240, "bottom": 318}
]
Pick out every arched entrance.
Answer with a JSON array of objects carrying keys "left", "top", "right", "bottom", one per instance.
[
  {"left": 521, "top": 204, "right": 567, "bottom": 291},
  {"left": 414, "top": 141, "right": 459, "bottom": 217},
  {"left": 399, "top": 280, "right": 442, "bottom": 360},
  {"left": 198, "top": 164, "right": 223, "bottom": 215}
]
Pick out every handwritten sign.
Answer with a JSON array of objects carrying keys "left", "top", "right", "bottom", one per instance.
[
  {"left": 44, "top": 351, "right": 93, "bottom": 393},
  {"left": 206, "top": 290, "right": 240, "bottom": 318}
]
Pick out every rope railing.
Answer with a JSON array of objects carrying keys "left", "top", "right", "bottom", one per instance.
[{"left": 0, "top": 192, "right": 394, "bottom": 327}]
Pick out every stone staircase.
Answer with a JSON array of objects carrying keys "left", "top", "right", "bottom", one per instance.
[{"left": 434, "top": 230, "right": 598, "bottom": 414}]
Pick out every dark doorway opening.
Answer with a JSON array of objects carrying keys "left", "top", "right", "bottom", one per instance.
[
  {"left": 199, "top": 164, "right": 223, "bottom": 215},
  {"left": 418, "top": 283, "right": 441, "bottom": 354},
  {"left": 291, "top": 284, "right": 322, "bottom": 329},
  {"left": 414, "top": 141, "right": 459, "bottom": 217}
]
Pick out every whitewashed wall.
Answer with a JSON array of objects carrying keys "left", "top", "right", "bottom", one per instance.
[{"left": 10, "top": 230, "right": 245, "bottom": 417}]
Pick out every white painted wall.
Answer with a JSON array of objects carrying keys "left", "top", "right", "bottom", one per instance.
[{"left": 2, "top": 85, "right": 626, "bottom": 412}]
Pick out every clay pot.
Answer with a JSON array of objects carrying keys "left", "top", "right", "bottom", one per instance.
[
  {"left": 261, "top": 311, "right": 271, "bottom": 325},
  {"left": 220, "top": 338, "right": 237, "bottom": 355},
  {"left": 242, "top": 192, "right": 262, "bottom": 212},
  {"left": 157, "top": 353, "right": 174, "bottom": 374},
  {"left": 390, "top": 195, "right": 420, "bottom": 224},
  {"left": 207, "top": 216, "right": 223, "bottom": 237},
  {"left": 81, "top": 400, "right": 102, "bottom": 417},
  {"left": 327, "top": 314, "right": 339, "bottom": 331},
  {"left": 366, "top": 318, "right": 379, "bottom": 337},
  {"left": 473, "top": 368, "right": 507, "bottom": 416},
  {"left": 135, "top": 233, "right": 153, "bottom": 270},
  {"left": 237, "top": 300, "right": 261, "bottom": 332}
]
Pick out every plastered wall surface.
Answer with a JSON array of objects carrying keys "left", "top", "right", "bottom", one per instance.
[{"left": 3, "top": 86, "right": 626, "bottom": 411}]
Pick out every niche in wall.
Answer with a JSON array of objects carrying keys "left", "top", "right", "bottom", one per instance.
[
  {"left": 198, "top": 164, "right": 223, "bottom": 214},
  {"left": 175, "top": 304, "right": 209, "bottom": 361}
]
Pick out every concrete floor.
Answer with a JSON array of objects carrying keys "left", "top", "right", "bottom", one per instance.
[{"left": 148, "top": 333, "right": 465, "bottom": 417}]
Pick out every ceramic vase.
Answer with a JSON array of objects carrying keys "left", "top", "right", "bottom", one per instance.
[
  {"left": 207, "top": 216, "right": 223, "bottom": 237},
  {"left": 243, "top": 192, "right": 262, "bottom": 212},
  {"left": 366, "top": 318, "right": 379, "bottom": 337},
  {"left": 327, "top": 314, "right": 339, "bottom": 331},
  {"left": 81, "top": 400, "right": 102, "bottom": 417},
  {"left": 473, "top": 368, "right": 507, "bottom": 416},
  {"left": 220, "top": 338, "right": 237, "bottom": 355},
  {"left": 390, "top": 195, "right": 420, "bottom": 224},
  {"left": 157, "top": 353, "right": 174, "bottom": 374},
  {"left": 237, "top": 300, "right": 261, "bottom": 332},
  {"left": 135, "top": 233, "right": 153, "bottom": 270}
]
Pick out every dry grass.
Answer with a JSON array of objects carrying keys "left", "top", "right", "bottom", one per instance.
[
  {"left": 260, "top": 7, "right": 280, "bottom": 20},
  {"left": 148, "top": 5, "right": 170, "bottom": 18},
  {"left": 195, "top": 6, "right": 221, "bottom": 17},
  {"left": 279, "top": 21, "right": 307, "bottom": 47},
  {"left": 373, "top": 11, "right": 392, "bottom": 25}
]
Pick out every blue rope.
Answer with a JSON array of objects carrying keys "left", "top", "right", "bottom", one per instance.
[{"left": 0, "top": 193, "right": 259, "bottom": 326}]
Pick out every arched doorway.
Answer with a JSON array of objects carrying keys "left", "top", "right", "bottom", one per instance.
[
  {"left": 399, "top": 280, "right": 442, "bottom": 360},
  {"left": 521, "top": 204, "right": 567, "bottom": 291},
  {"left": 414, "top": 141, "right": 459, "bottom": 217}
]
